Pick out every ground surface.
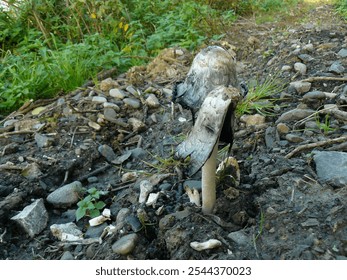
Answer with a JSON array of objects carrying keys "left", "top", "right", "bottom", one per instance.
[{"left": 0, "top": 3, "right": 346, "bottom": 260}]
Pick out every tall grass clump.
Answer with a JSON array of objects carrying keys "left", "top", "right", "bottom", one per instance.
[{"left": 0, "top": 0, "right": 238, "bottom": 114}]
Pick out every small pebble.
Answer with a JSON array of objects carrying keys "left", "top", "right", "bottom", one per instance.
[
  {"left": 285, "top": 133, "right": 305, "bottom": 143},
  {"left": 329, "top": 61, "right": 345, "bottom": 74},
  {"left": 123, "top": 98, "right": 141, "bottom": 109},
  {"left": 276, "top": 123, "right": 290, "bottom": 134},
  {"left": 112, "top": 233, "right": 138, "bottom": 255},
  {"left": 109, "top": 88, "right": 126, "bottom": 99},
  {"left": 294, "top": 62, "right": 307, "bottom": 75},
  {"left": 92, "top": 96, "right": 107, "bottom": 103},
  {"left": 289, "top": 81, "right": 311, "bottom": 94},
  {"left": 145, "top": 94, "right": 160, "bottom": 108}
]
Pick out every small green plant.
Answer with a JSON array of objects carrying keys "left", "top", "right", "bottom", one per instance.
[
  {"left": 236, "top": 74, "right": 285, "bottom": 117},
  {"left": 316, "top": 114, "right": 335, "bottom": 135},
  {"left": 76, "top": 187, "right": 107, "bottom": 221}
]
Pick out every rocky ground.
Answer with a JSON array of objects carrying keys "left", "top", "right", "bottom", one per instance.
[{"left": 0, "top": 4, "right": 346, "bottom": 260}]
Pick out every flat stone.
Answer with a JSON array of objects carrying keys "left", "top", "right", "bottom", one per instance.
[
  {"left": 227, "top": 230, "right": 250, "bottom": 246},
  {"left": 123, "top": 98, "right": 141, "bottom": 109},
  {"left": 298, "top": 54, "right": 314, "bottom": 62},
  {"left": 47, "top": 181, "right": 83, "bottom": 208},
  {"left": 126, "top": 85, "right": 137, "bottom": 95},
  {"left": 35, "top": 133, "right": 53, "bottom": 148},
  {"left": 98, "top": 144, "right": 117, "bottom": 162},
  {"left": 285, "top": 133, "right": 305, "bottom": 143},
  {"left": 281, "top": 65, "right": 291, "bottom": 71},
  {"left": 289, "top": 81, "right": 311, "bottom": 94},
  {"left": 11, "top": 199, "right": 48, "bottom": 237},
  {"left": 276, "top": 108, "right": 315, "bottom": 123},
  {"left": 109, "top": 88, "right": 126, "bottom": 99},
  {"left": 92, "top": 96, "right": 107, "bottom": 103},
  {"left": 313, "top": 151, "right": 347, "bottom": 188},
  {"left": 50, "top": 222, "right": 83, "bottom": 241},
  {"left": 329, "top": 61, "right": 345, "bottom": 74},
  {"left": 303, "top": 91, "right": 326, "bottom": 102},
  {"left": 103, "top": 102, "right": 120, "bottom": 112},
  {"left": 301, "top": 218, "right": 319, "bottom": 227},
  {"left": 302, "top": 43, "right": 314, "bottom": 52},
  {"left": 240, "top": 114, "right": 266, "bottom": 126},
  {"left": 103, "top": 108, "right": 117, "bottom": 122},
  {"left": 337, "top": 48, "right": 347, "bottom": 58},
  {"left": 112, "top": 233, "right": 138, "bottom": 255}
]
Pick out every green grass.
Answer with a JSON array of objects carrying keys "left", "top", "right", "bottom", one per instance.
[
  {"left": 336, "top": 0, "right": 347, "bottom": 19},
  {"left": 236, "top": 74, "right": 285, "bottom": 117}
]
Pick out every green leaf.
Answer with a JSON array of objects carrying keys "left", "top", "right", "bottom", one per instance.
[
  {"left": 94, "top": 201, "right": 106, "bottom": 210},
  {"left": 76, "top": 207, "right": 86, "bottom": 221},
  {"left": 88, "top": 209, "right": 101, "bottom": 218}
]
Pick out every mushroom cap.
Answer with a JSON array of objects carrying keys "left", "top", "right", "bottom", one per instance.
[{"left": 176, "top": 86, "right": 241, "bottom": 176}]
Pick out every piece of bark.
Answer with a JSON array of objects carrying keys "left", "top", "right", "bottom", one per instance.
[{"left": 176, "top": 86, "right": 240, "bottom": 175}]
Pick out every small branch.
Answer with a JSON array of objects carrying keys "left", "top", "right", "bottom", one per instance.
[
  {"left": 286, "top": 136, "right": 347, "bottom": 159},
  {"left": 0, "top": 130, "right": 36, "bottom": 138},
  {"left": 300, "top": 76, "right": 347, "bottom": 83}
]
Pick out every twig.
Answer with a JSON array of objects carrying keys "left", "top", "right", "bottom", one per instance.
[
  {"left": 286, "top": 135, "right": 347, "bottom": 159},
  {"left": 0, "top": 228, "right": 7, "bottom": 243},
  {"left": 0, "top": 130, "right": 36, "bottom": 138},
  {"left": 300, "top": 76, "right": 347, "bottom": 83},
  {"left": 0, "top": 164, "right": 24, "bottom": 171},
  {"left": 77, "top": 163, "right": 111, "bottom": 182}
]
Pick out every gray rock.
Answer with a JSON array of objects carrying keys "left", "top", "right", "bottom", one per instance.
[
  {"left": 60, "top": 251, "right": 74, "bottom": 260},
  {"left": 129, "top": 147, "right": 146, "bottom": 159},
  {"left": 112, "top": 233, "right": 138, "bottom": 255},
  {"left": 85, "top": 223, "right": 108, "bottom": 238},
  {"left": 50, "top": 222, "right": 83, "bottom": 241},
  {"left": 125, "top": 215, "right": 143, "bottom": 232},
  {"left": 126, "top": 85, "right": 137, "bottom": 95},
  {"left": 337, "top": 48, "right": 347, "bottom": 58},
  {"left": 303, "top": 91, "right": 326, "bottom": 102},
  {"left": 329, "top": 61, "right": 345, "bottom": 74},
  {"left": 35, "top": 133, "right": 53, "bottom": 148},
  {"left": 21, "top": 163, "right": 42, "bottom": 180},
  {"left": 11, "top": 199, "right": 48, "bottom": 237},
  {"left": 298, "top": 54, "right": 314, "bottom": 62},
  {"left": 145, "top": 94, "right": 160, "bottom": 108},
  {"left": 265, "top": 126, "right": 276, "bottom": 149},
  {"left": 281, "top": 65, "right": 291, "bottom": 71},
  {"left": 92, "top": 96, "right": 107, "bottom": 103},
  {"left": 276, "top": 108, "right": 315, "bottom": 123},
  {"left": 313, "top": 151, "right": 347, "bottom": 188},
  {"left": 227, "top": 230, "right": 250, "bottom": 246},
  {"left": 98, "top": 144, "right": 117, "bottom": 162},
  {"left": 103, "top": 108, "right": 117, "bottom": 122},
  {"left": 116, "top": 208, "right": 131, "bottom": 225},
  {"left": 303, "top": 43, "right": 314, "bottom": 52},
  {"left": 103, "top": 102, "right": 120, "bottom": 111},
  {"left": 301, "top": 218, "right": 319, "bottom": 227},
  {"left": 285, "top": 133, "right": 305, "bottom": 143},
  {"left": 109, "top": 88, "right": 126, "bottom": 99},
  {"left": 123, "top": 98, "right": 141, "bottom": 109},
  {"left": 47, "top": 181, "right": 83, "bottom": 208},
  {"left": 294, "top": 62, "right": 307, "bottom": 75},
  {"left": 289, "top": 81, "right": 311, "bottom": 94}
]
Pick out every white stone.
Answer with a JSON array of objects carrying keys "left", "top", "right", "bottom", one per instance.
[
  {"left": 50, "top": 222, "right": 83, "bottom": 241},
  {"left": 294, "top": 62, "right": 307, "bottom": 75},
  {"left": 92, "top": 96, "right": 107, "bottom": 103},
  {"left": 190, "top": 239, "right": 222, "bottom": 251},
  {"left": 109, "top": 88, "right": 126, "bottom": 99},
  {"left": 139, "top": 180, "right": 154, "bottom": 203}
]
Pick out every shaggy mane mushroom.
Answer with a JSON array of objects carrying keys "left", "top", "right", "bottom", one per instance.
[{"left": 174, "top": 45, "right": 242, "bottom": 214}]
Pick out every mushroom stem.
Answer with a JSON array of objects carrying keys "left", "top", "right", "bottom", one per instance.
[{"left": 201, "top": 142, "right": 218, "bottom": 214}]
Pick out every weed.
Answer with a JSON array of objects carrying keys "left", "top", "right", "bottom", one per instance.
[
  {"left": 316, "top": 114, "right": 336, "bottom": 135},
  {"left": 75, "top": 187, "right": 107, "bottom": 222},
  {"left": 236, "top": 74, "right": 285, "bottom": 117}
]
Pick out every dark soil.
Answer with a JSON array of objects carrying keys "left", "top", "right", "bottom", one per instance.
[{"left": 0, "top": 4, "right": 346, "bottom": 260}]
